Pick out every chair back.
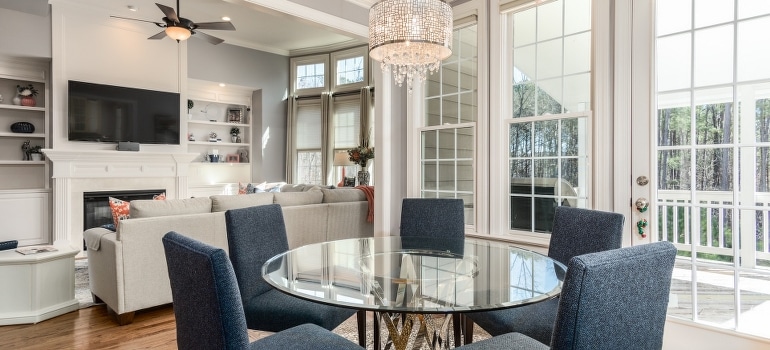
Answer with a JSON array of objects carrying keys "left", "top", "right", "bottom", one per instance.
[
  {"left": 162, "top": 231, "right": 250, "bottom": 350},
  {"left": 548, "top": 206, "right": 625, "bottom": 265},
  {"left": 400, "top": 198, "right": 464, "bottom": 239},
  {"left": 550, "top": 241, "right": 677, "bottom": 350},
  {"left": 225, "top": 204, "right": 290, "bottom": 301}
]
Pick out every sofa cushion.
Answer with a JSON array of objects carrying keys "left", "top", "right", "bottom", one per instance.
[
  {"left": 321, "top": 188, "right": 366, "bottom": 203},
  {"left": 274, "top": 188, "right": 323, "bottom": 206},
  {"left": 130, "top": 197, "right": 212, "bottom": 219},
  {"left": 211, "top": 193, "right": 274, "bottom": 212}
]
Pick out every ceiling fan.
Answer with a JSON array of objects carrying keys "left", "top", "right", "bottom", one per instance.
[{"left": 111, "top": 0, "right": 236, "bottom": 45}]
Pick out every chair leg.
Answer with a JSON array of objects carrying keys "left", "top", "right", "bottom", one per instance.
[
  {"left": 373, "top": 311, "right": 381, "bottom": 350},
  {"left": 453, "top": 314, "right": 462, "bottom": 347},
  {"left": 357, "top": 310, "right": 367, "bottom": 348},
  {"left": 463, "top": 316, "right": 474, "bottom": 344}
]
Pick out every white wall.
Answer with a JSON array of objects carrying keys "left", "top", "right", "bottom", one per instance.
[{"left": 49, "top": 0, "right": 184, "bottom": 153}]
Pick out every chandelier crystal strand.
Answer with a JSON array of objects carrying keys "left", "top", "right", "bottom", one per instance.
[{"left": 369, "top": 0, "right": 453, "bottom": 92}]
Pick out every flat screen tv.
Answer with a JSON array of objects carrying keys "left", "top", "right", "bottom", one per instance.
[{"left": 68, "top": 80, "right": 181, "bottom": 145}]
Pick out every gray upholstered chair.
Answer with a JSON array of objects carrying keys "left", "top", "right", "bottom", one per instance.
[
  {"left": 400, "top": 198, "right": 465, "bottom": 239},
  {"left": 161, "top": 231, "right": 362, "bottom": 350},
  {"left": 225, "top": 204, "right": 364, "bottom": 344},
  {"left": 458, "top": 241, "right": 678, "bottom": 350},
  {"left": 399, "top": 197, "right": 466, "bottom": 345},
  {"left": 466, "top": 206, "right": 625, "bottom": 344}
]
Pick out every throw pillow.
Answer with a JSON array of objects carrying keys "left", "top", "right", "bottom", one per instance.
[
  {"left": 108, "top": 193, "right": 167, "bottom": 230},
  {"left": 108, "top": 197, "right": 131, "bottom": 230}
]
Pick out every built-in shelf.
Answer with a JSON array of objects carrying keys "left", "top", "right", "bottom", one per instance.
[
  {"left": 188, "top": 120, "right": 249, "bottom": 127},
  {"left": 0, "top": 132, "right": 45, "bottom": 138},
  {"left": 0, "top": 160, "right": 45, "bottom": 165},
  {"left": 189, "top": 141, "right": 250, "bottom": 147},
  {"left": 0, "top": 104, "right": 45, "bottom": 112}
]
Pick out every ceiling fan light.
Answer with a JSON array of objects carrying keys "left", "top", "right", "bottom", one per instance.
[{"left": 165, "top": 26, "right": 191, "bottom": 41}]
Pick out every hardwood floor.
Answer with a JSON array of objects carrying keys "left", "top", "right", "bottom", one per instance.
[
  {"left": 0, "top": 304, "right": 328, "bottom": 349},
  {"left": 0, "top": 305, "right": 180, "bottom": 349}
]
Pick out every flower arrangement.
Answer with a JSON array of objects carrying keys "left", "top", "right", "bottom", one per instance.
[
  {"left": 348, "top": 144, "right": 374, "bottom": 168},
  {"left": 230, "top": 127, "right": 240, "bottom": 136},
  {"left": 17, "top": 84, "right": 38, "bottom": 97}
]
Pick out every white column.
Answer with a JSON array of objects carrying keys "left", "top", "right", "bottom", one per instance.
[{"left": 52, "top": 177, "right": 72, "bottom": 247}]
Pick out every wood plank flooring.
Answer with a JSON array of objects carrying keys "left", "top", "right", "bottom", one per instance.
[{"left": 0, "top": 305, "right": 180, "bottom": 349}]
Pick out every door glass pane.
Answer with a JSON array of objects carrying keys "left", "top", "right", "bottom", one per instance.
[
  {"left": 694, "top": 25, "right": 734, "bottom": 87},
  {"left": 657, "top": 0, "right": 770, "bottom": 338}
]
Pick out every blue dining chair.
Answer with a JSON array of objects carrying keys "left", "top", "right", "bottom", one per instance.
[
  {"left": 399, "top": 197, "right": 466, "bottom": 346},
  {"left": 161, "top": 231, "right": 362, "bottom": 350},
  {"left": 458, "top": 241, "right": 678, "bottom": 350},
  {"left": 400, "top": 198, "right": 465, "bottom": 239},
  {"left": 225, "top": 204, "right": 364, "bottom": 345},
  {"left": 466, "top": 206, "right": 625, "bottom": 344}
]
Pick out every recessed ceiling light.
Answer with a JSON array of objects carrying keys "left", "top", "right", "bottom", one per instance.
[
  {"left": 128, "top": 5, "right": 138, "bottom": 11},
  {"left": 219, "top": 83, "right": 226, "bottom": 87},
  {"left": 221, "top": 16, "right": 231, "bottom": 21}
]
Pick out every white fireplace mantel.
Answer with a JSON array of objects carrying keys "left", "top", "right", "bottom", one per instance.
[{"left": 43, "top": 149, "right": 198, "bottom": 249}]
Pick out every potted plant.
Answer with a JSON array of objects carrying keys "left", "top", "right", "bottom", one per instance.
[
  {"left": 230, "top": 127, "right": 241, "bottom": 143},
  {"left": 28, "top": 145, "right": 43, "bottom": 161},
  {"left": 187, "top": 99, "right": 194, "bottom": 120},
  {"left": 16, "top": 84, "right": 39, "bottom": 107}
]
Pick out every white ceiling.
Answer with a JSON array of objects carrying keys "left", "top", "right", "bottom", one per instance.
[
  {"left": 1, "top": 0, "right": 371, "bottom": 56},
  {"left": 1, "top": 0, "right": 468, "bottom": 57}
]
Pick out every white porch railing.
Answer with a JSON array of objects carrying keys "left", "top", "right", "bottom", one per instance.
[{"left": 657, "top": 190, "right": 770, "bottom": 267}]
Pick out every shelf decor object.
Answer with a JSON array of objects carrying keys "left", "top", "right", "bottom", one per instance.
[
  {"left": 10, "top": 122, "right": 35, "bottom": 133},
  {"left": 368, "top": 0, "right": 453, "bottom": 92}
]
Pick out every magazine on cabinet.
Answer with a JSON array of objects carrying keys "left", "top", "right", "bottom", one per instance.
[{"left": 16, "top": 246, "right": 58, "bottom": 255}]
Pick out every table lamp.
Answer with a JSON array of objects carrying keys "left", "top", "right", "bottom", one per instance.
[{"left": 333, "top": 152, "right": 354, "bottom": 187}]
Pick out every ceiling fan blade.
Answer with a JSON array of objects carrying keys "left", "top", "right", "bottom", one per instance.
[
  {"left": 110, "top": 15, "right": 164, "bottom": 26},
  {"left": 194, "top": 31, "right": 225, "bottom": 45},
  {"left": 148, "top": 30, "right": 167, "bottom": 40},
  {"left": 156, "top": 3, "right": 180, "bottom": 23},
  {"left": 194, "top": 21, "right": 236, "bottom": 31}
]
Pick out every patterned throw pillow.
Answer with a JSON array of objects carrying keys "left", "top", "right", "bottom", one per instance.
[{"left": 108, "top": 193, "right": 166, "bottom": 230}]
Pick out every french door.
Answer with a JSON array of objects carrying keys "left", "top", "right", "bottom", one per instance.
[{"left": 629, "top": 0, "right": 770, "bottom": 339}]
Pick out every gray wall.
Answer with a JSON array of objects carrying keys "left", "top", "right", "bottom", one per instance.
[
  {"left": 188, "top": 39, "right": 289, "bottom": 182},
  {"left": 0, "top": 6, "right": 51, "bottom": 58}
]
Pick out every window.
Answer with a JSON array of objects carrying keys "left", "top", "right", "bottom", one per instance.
[
  {"left": 289, "top": 48, "right": 372, "bottom": 185},
  {"left": 655, "top": 0, "right": 770, "bottom": 338},
  {"left": 291, "top": 54, "right": 329, "bottom": 96},
  {"left": 295, "top": 100, "right": 323, "bottom": 184},
  {"left": 332, "top": 46, "right": 369, "bottom": 91},
  {"left": 421, "top": 19, "right": 479, "bottom": 227},
  {"left": 503, "top": 0, "right": 590, "bottom": 235}
]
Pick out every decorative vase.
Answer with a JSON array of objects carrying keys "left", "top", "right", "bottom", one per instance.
[
  {"left": 357, "top": 170, "right": 370, "bottom": 186},
  {"left": 12, "top": 95, "right": 21, "bottom": 105},
  {"left": 30, "top": 153, "right": 43, "bottom": 161},
  {"left": 231, "top": 135, "right": 238, "bottom": 143},
  {"left": 21, "top": 96, "right": 35, "bottom": 107}
]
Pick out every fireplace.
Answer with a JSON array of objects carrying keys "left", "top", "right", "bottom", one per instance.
[
  {"left": 43, "top": 149, "right": 197, "bottom": 251},
  {"left": 83, "top": 189, "right": 166, "bottom": 230}
]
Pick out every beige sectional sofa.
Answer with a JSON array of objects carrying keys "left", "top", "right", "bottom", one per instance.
[{"left": 83, "top": 186, "right": 373, "bottom": 325}]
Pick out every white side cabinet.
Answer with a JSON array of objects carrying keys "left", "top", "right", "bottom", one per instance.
[{"left": 0, "top": 247, "right": 79, "bottom": 325}]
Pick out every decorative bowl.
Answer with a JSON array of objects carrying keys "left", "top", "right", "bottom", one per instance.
[{"left": 10, "top": 122, "right": 35, "bottom": 133}]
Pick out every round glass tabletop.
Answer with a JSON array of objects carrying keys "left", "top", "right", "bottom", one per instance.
[{"left": 262, "top": 236, "right": 566, "bottom": 314}]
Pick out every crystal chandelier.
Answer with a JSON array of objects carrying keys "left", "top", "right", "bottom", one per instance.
[{"left": 368, "top": 0, "right": 453, "bottom": 92}]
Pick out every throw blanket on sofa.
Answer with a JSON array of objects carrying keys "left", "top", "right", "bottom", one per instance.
[{"left": 356, "top": 185, "right": 374, "bottom": 223}]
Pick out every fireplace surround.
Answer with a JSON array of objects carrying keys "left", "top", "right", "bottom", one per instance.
[{"left": 43, "top": 150, "right": 197, "bottom": 250}]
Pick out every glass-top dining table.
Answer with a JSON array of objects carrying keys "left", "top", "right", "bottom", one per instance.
[{"left": 262, "top": 236, "right": 566, "bottom": 350}]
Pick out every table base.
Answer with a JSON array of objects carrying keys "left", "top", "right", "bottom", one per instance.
[{"left": 374, "top": 312, "right": 453, "bottom": 350}]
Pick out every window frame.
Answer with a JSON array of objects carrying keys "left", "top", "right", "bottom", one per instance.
[
  {"left": 331, "top": 46, "right": 369, "bottom": 92},
  {"left": 291, "top": 54, "right": 330, "bottom": 97}
]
